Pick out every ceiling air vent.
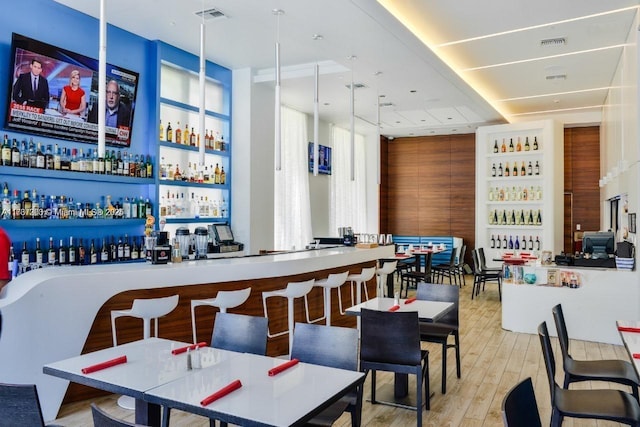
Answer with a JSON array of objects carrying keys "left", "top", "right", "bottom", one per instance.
[
  {"left": 345, "top": 83, "right": 367, "bottom": 90},
  {"left": 545, "top": 74, "right": 567, "bottom": 81},
  {"left": 195, "top": 8, "right": 228, "bottom": 20},
  {"left": 379, "top": 102, "right": 395, "bottom": 107},
  {"left": 540, "top": 37, "right": 566, "bottom": 47}
]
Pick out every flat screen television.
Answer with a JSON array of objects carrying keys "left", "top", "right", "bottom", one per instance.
[
  {"left": 6, "top": 33, "right": 139, "bottom": 147},
  {"left": 582, "top": 231, "right": 615, "bottom": 259},
  {"left": 308, "top": 142, "right": 332, "bottom": 175}
]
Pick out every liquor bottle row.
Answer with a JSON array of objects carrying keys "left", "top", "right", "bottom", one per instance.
[
  {"left": 492, "top": 136, "right": 540, "bottom": 154},
  {"left": 489, "top": 209, "right": 543, "bottom": 226},
  {"left": 159, "top": 160, "right": 226, "bottom": 185},
  {"left": 488, "top": 185, "right": 543, "bottom": 202},
  {"left": 490, "top": 160, "right": 540, "bottom": 178},
  {"left": 490, "top": 234, "right": 541, "bottom": 251},
  {"left": 1, "top": 184, "right": 152, "bottom": 220},
  {"left": 160, "top": 191, "right": 228, "bottom": 219},
  {"left": 8, "top": 235, "right": 146, "bottom": 276},
  {"left": 159, "top": 120, "right": 227, "bottom": 151},
  {"left": 0, "top": 135, "right": 154, "bottom": 178}
]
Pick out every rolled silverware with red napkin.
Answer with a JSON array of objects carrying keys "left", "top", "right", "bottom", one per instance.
[
  {"left": 388, "top": 305, "right": 400, "bottom": 312},
  {"left": 81, "top": 355, "right": 127, "bottom": 374},
  {"left": 404, "top": 297, "right": 417, "bottom": 304},
  {"left": 268, "top": 358, "right": 299, "bottom": 376},
  {"left": 633, "top": 353, "right": 640, "bottom": 359},
  {"left": 618, "top": 326, "right": 640, "bottom": 333},
  {"left": 200, "top": 379, "right": 242, "bottom": 406},
  {"left": 172, "top": 342, "right": 208, "bottom": 355}
]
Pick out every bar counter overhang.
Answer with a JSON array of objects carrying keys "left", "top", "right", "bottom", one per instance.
[{"left": 0, "top": 245, "right": 394, "bottom": 421}]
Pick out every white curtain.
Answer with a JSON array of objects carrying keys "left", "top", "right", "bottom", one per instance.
[
  {"left": 330, "top": 126, "right": 367, "bottom": 235},
  {"left": 274, "top": 106, "right": 313, "bottom": 250}
]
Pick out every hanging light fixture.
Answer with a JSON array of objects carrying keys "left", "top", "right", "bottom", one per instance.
[{"left": 273, "top": 9, "right": 285, "bottom": 171}]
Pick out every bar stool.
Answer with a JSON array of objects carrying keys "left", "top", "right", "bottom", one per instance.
[
  {"left": 190, "top": 288, "right": 251, "bottom": 343},
  {"left": 262, "top": 279, "right": 315, "bottom": 354},
  {"left": 110, "top": 294, "right": 179, "bottom": 409},
  {"left": 347, "top": 266, "right": 376, "bottom": 304},
  {"left": 376, "top": 260, "right": 397, "bottom": 298},
  {"left": 304, "top": 271, "right": 349, "bottom": 326}
]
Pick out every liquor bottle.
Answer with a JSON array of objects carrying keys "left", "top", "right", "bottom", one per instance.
[
  {"left": 11, "top": 139, "right": 20, "bottom": 167},
  {"left": 123, "top": 234, "right": 131, "bottom": 260},
  {"left": 219, "top": 135, "right": 226, "bottom": 151},
  {"left": 190, "top": 127, "right": 196, "bottom": 146},
  {"left": 116, "top": 151, "right": 123, "bottom": 175},
  {"left": 183, "top": 124, "right": 190, "bottom": 145},
  {"left": 1, "top": 134, "right": 11, "bottom": 165},
  {"left": 491, "top": 163, "right": 496, "bottom": 177},
  {"left": 58, "top": 238, "right": 67, "bottom": 265},
  {"left": 490, "top": 234, "right": 496, "bottom": 248},
  {"left": 36, "top": 143, "right": 45, "bottom": 169},
  {"left": 34, "top": 237, "right": 43, "bottom": 265},
  {"left": 110, "top": 236, "right": 117, "bottom": 262},
  {"left": 20, "top": 140, "right": 29, "bottom": 168},
  {"left": 502, "top": 235, "right": 508, "bottom": 249},
  {"left": 515, "top": 137, "right": 522, "bottom": 152},
  {"left": 79, "top": 238, "right": 88, "bottom": 265},
  {"left": 514, "top": 236, "right": 520, "bottom": 250},
  {"left": 493, "top": 140, "right": 498, "bottom": 153},
  {"left": 175, "top": 121, "right": 182, "bottom": 144},
  {"left": 524, "top": 137, "right": 530, "bottom": 151},
  {"left": 501, "top": 139, "right": 506, "bottom": 153},
  {"left": 45, "top": 145, "right": 54, "bottom": 170},
  {"left": 122, "top": 151, "right": 129, "bottom": 177},
  {"left": 214, "top": 163, "right": 221, "bottom": 184},
  {"left": 1, "top": 182, "right": 10, "bottom": 219},
  {"left": 130, "top": 236, "right": 139, "bottom": 260},
  {"left": 498, "top": 162, "right": 503, "bottom": 177},
  {"left": 520, "top": 161, "right": 526, "bottom": 176},
  {"left": 536, "top": 209, "right": 542, "bottom": 225},
  {"left": 512, "top": 163, "right": 518, "bottom": 176},
  {"left": 159, "top": 120, "right": 164, "bottom": 141},
  {"left": 110, "top": 150, "right": 118, "bottom": 175},
  {"left": 100, "top": 239, "right": 108, "bottom": 264},
  {"left": 11, "top": 190, "right": 21, "bottom": 219},
  {"left": 145, "top": 155, "right": 153, "bottom": 178},
  {"left": 47, "top": 237, "right": 56, "bottom": 265},
  {"left": 21, "top": 190, "right": 32, "bottom": 219},
  {"left": 220, "top": 166, "right": 226, "bottom": 185},
  {"left": 520, "top": 209, "right": 525, "bottom": 224},
  {"left": 174, "top": 164, "right": 182, "bottom": 181},
  {"left": 89, "top": 239, "right": 97, "bottom": 264},
  {"left": 534, "top": 161, "right": 540, "bottom": 175},
  {"left": 59, "top": 148, "right": 71, "bottom": 171},
  {"left": 31, "top": 189, "right": 40, "bottom": 219},
  {"left": 535, "top": 237, "right": 541, "bottom": 251},
  {"left": 21, "top": 241, "right": 30, "bottom": 266},
  {"left": 508, "top": 138, "right": 514, "bottom": 152},
  {"left": 104, "top": 150, "right": 112, "bottom": 175},
  {"left": 117, "top": 236, "right": 124, "bottom": 261},
  {"left": 68, "top": 236, "right": 77, "bottom": 265},
  {"left": 533, "top": 137, "right": 539, "bottom": 150},
  {"left": 528, "top": 236, "right": 534, "bottom": 251},
  {"left": 504, "top": 162, "right": 510, "bottom": 177},
  {"left": 164, "top": 122, "right": 171, "bottom": 142},
  {"left": 53, "top": 144, "right": 61, "bottom": 170},
  {"left": 496, "top": 235, "right": 502, "bottom": 249}
]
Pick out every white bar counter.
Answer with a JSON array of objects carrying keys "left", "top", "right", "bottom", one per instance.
[{"left": 0, "top": 245, "right": 393, "bottom": 421}]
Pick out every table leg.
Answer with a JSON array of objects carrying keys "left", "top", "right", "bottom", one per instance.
[
  {"left": 135, "top": 398, "right": 161, "bottom": 427},
  {"left": 386, "top": 271, "right": 395, "bottom": 298}
]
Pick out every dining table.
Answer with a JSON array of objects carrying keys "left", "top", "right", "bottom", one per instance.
[{"left": 346, "top": 296, "right": 454, "bottom": 406}]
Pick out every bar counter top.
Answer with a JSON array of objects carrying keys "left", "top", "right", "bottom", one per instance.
[{"left": 0, "top": 244, "right": 394, "bottom": 421}]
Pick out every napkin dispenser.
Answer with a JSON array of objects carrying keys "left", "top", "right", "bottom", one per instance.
[{"left": 152, "top": 245, "right": 171, "bottom": 264}]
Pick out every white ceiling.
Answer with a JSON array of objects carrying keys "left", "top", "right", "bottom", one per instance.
[{"left": 54, "top": 0, "right": 639, "bottom": 138}]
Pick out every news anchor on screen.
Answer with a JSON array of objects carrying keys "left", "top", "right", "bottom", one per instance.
[
  {"left": 12, "top": 58, "right": 50, "bottom": 109},
  {"left": 88, "top": 79, "right": 131, "bottom": 128}
]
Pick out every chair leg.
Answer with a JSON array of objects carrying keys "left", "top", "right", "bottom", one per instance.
[
  {"left": 162, "top": 406, "right": 171, "bottom": 427},
  {"left": 422, "top": 354, "right": 430, "bottom": 411},
  {"left": 550, "top": 409, "right": 562, "bottom": 427},
  {"left": 454, "top": 332, "right": 461, "bottom": 379},
  {"left": 441, "top": 341, "right": 447, "bottom": 394},
  {"left": 416, "top": 365, "right": 424, "bottom": 426},
  {"left": 370, "top": 370, "right": 377, "bottom": 404}
]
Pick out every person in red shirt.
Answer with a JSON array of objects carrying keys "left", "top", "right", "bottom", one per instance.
[
  {"left": 59, "top": 69, "right": 86, "bottom": 117},
  {"left": 0, "top": 227, "right": 11, "bottom": 292}
]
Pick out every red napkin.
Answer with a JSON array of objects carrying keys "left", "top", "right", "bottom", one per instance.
[
  {"left": 633, "top": 354, "right": 640, "bottom": 359},
  {"left": 388, "top": 305, "right": 400, "bottom": 312},
  {"left": 81, "top": 355, "right": 127, "bottom": 374},
  {"left": 404, "top": 297, "right": 417, "bottom": 304},
  {"left": 200, "top": 379, "right": 242, "bottom": 406},
  {"left": 618, "top": 326, "right": 640, "bottom": 333},
  {"left": 172, "top": 342, "right": 208, "bottom": 355},
  {"left": 268, "top": 359, "right": 299, "bottom": 376}
]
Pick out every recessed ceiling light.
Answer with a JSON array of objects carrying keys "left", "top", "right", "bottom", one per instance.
[
  {"left": 379, "top": 94, "right": 386, "bottom": 98},
  {"left": 540, "top": 37, "right": 567, "bottom": 47},
  {"left": 347, "top": 55, "right": 357, "bottom": 61},
  {"left": 546, "top": 74, "right": 567, "bottom": 81},
  {"left": 410, "top": 90, "right": 417, "bottom": 93},
  {"left": 312, "top": 34, "right": 323, "bottom": 41},
  {"left": 374, "top": 71, "right": 383, "bottom": 76}
]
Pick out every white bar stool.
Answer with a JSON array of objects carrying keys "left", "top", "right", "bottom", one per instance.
[
  {"left": 110, "top": 294, "right": 179, "bottom": 409},
  {"left": 190, "top": 288, "right": 251, "bottom": 343},
  {"left": 376, "top": 260, "right": 398, "bottom": 298},
  {"left": 347, "top": 266, "right": 377, "bottom": 304},
  {"left": 304, "top": 271, "right": 349, "bottom": 326},
  {"left": 262, "top": 279, "right": 315, "bottom": 354}
]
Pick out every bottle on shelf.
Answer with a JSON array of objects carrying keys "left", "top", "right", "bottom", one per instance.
[
  {"left": 124, "top": 234, "right": 131, "bottom": 259},
  {"left": 36, "top": 143, "right": 45, "bottom": 169},
  {"left": 491, "top": 163, "right": 496, "bottom": 177},
  {"left": 77, "top": 238, "right": 86, "bottom": 265},
  {"left": 501, "top": 139, "right": 506, "bottom": 153},
  {"left": 512, "top": 163, "right": 517, "bottom": 177},
  {"left": 21, "top": 241, "right": 30, "bottom": 267},
  {"left": 21, "top": 190, "right": 32, "bottom": 219},
  {"left": 498, "top": 162, "right": 503, "bottom": 177},
  {"left": 220, "top": 166, "right": 226, "bottom": 185},
  {"left": 190, "top": 127, "right": 196, "bottom": 146},
  {"left": 490, "top": 234, "right": 496, "bottom": 248},
  {"left": 89, "top": 239, "right": 97, "bottom": 265},
  {"left": 58, "top": 238, "right": 67, "bottom": 265},
  {"left": 1, "top": 134, "right": 11, "bottom": 166},
  {"left": 47, "top": 237, "right": 56, "bottom": 266},
  {"left": 117, "top": 236, "right": 124, "bottom": 261},
  {"left": 159, "top": 120, "right": 164, "bottom": 141},
  {"left": 514, "top": 236, "right": 520, "bottom": 250},
  {"left": 166, "top": 122, "right": 173, "bottom": 142},
  {"left": 68, "top": 236, "right": 77, "bottom": 265},
  {"left": 11, "top": 139, "right": 20, "bottom": 167},
  {"left": 524, "top": 137, "right": 530, "bottom": 151},
  {"left": 1, "top": 182, "right": 10, "bottom": 220},
  {"left": 45, "top": 145, "right": 54, "bottom": 170},
  {"left": 534, "top": 161, "right": 540, "bottom": 175},
  {"left": 175, "top": 121, "right": 182, "bottom": 144},
  {"left": 183, "top": 124, "right": 190, "bottom": 145},
  {"left": 496, "top": 234, "right": 502, "bottom": 249},
  {"left": 508, "top": 138, "right": 514, "bottom": 152},
  {"left": 516, "top": 137, "right": 522, "bottom": 152},
  {"left": 100, "top": 238, "right": 109, "bottom": 263},
  {"left": 533, "top": 137, "right": 539, "bottom": 150},
  {"left": 504, "top": 161, "right": 510, "bottom": 177},
  {"left": 520, "top": 161, "right": 526, "bottom": 176},
  {"left": 35, "top": 237, "right": 43, "bottom": 265},
  {"left": 535, "top": 236, "right": 541, "bottom": 250}
]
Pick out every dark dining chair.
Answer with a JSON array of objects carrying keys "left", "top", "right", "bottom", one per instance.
[
  {"left": 501, "top": 377, "right": 542, "bottom": 427},
  {"left": 0, "top": 383, "right": 64, "bottom": 427},
  {"left": 291, "top": 322, "right": 362, "bottom": 427},
  {"left": 360, "top": 308, "right": 429, "bottom": 427},
  {"left": 471, "top": 248, "right": 501, "bottom": 301},
  {"left": 91, "top": 403, "right": 148, "bottom": 427},
  {"left": 401, "top": 253, "right": 432, "bottom": 298},
  {"left": 552, "top": 304, "right": 640, "bottom": 400},
  {"left": 432, "top": 249, "right": 459, "bottom": 286},
  {"left": 454, "top": 244, "right": 467, "bottom": 287},
  {"left": 416, "top": 282, "right": 460, "bottom": 394},
  {"left": 538, "top": 321, "right": 640, "bottom": 426},
  {"left": 211, "top": 312, "right": 268, "bottom": 355}
]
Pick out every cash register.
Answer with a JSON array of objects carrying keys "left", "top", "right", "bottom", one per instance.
[
  {"left": 209, "top": 222, "right": 244, "bottom": 253},
  {"left": 572, "top": 230, "right": 616, "bottom": 268}
]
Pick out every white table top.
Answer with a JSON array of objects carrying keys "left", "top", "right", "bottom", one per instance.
[
  {"left": 144, "top": 352, "right": 365, "bottom": 427},
  {"left": 616, "top": 320, "right": 640, "bottom": 376},
  {"left": 345, "top": 297, "right": 453, "bottom": 322}
]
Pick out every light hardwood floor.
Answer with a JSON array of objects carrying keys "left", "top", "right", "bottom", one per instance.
[{"left": 53, "top": 277, "right": 631, "bottom": 426}]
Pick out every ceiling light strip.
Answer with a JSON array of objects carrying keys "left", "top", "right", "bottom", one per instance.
[
  {"left": 462, "top": 44, "right": 629, "bottom": 72},
  {"left": 495, "top": 86, "right": 617, "bottom": 102},
  {"left": 437, "top": 6, "right": 639, "bottom": 47},
  {"left": 510, "top": 104, "right": 603, "bottom": 116}
]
